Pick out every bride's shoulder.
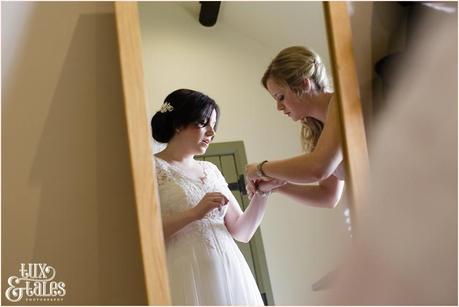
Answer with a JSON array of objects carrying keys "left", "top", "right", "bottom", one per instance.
[
  {"left": 198, "top": 160, "right": 222, "bottom": 175},
  {"left": 198, "top": 159, "right": 217, "bottom": 170},
  {"left": 153, "top": 156, "right": 172, "bottom": 184},
  {"left": 153, "top": 155, "right": 170, "bottom": 173},
  {"left": 199, "top": 160, "right": 228, "bottom": 185}
]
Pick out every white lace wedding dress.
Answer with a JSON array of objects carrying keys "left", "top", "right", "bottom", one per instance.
[{"left": 154, "top": 156, "right": 264, "bottom": 305}]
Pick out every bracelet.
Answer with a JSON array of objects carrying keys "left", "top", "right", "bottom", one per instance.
[{"left": 256, "top": 160, "right": 270, "bottom": 179}]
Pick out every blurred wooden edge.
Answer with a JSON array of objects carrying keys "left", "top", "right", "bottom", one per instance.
[
  {"left": 324, "top": 2, "right": 370, "bottom": 238},
  {"left": 114, "top": 2, "right": 171, "bottom": 305}
]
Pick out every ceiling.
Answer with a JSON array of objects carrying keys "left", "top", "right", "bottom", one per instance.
[{"left": 177, "top": 2, "right": 329, "bottom": 53}]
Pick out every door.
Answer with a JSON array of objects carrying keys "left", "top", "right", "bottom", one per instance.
[{"left": 196, "top": 141, "right": 274, "bottom": 306}]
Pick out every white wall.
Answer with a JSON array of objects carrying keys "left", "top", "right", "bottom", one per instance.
[{"left": 139, "top": 2, "right": 350, "bottom": 305}]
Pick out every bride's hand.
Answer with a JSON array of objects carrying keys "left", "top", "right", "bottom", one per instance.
[
  {"left": 246, "top": 179, "right": 257, "bottom": 199},
  {"left": 192, "top": 192, "right": 229, "bottom": 220}
]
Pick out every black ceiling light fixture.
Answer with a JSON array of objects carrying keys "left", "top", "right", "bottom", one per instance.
[{"left": 199, "top": 2, "right": 221, "bottom": 27}]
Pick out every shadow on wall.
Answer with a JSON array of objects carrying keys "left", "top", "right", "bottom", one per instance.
[{"left": 2, "top": 5, "right": 147, "bottom": 305}]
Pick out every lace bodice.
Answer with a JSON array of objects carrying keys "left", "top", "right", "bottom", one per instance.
[{"left": 154, "top": 156, "right": 232, "bottom": 249}]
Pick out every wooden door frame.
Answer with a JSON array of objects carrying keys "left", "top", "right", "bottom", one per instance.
[
  {"left": 115, "top": 1, "right": 369, "bottom": 304},
  {"left": 324, "top": 2, "right": 370, "bottom": 236},
  {"left": 114, "top": 2, "right": 171, "bottom": 305}
]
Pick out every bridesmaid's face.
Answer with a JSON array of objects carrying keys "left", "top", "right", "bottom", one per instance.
[{"left": 266, "top": 77, "right": 307, "bottom": 122}]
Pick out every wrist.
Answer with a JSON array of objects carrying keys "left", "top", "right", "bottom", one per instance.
[
  {"left": 189, "top": 207, "right": 201, "bottom": 221},
  {"left": 256, "top": 160, "right": 270, "bottom": 179},
  {"left": 272, "top": 184, "right": 286, "bottom": 193},
  {"left": 255, "top": 187, "right": 271, "bottom": 198}
]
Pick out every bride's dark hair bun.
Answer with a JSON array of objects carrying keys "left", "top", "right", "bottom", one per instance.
[
  {"left": 151, "top": 89, "right": 220, "bottom": 143},
  {"left": 151, "top": 111, "right": 174, "bottom": 143}
]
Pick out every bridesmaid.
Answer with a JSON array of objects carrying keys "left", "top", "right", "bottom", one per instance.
[{"left": 246, "top": 46, "right": 345, "bottom": 209}]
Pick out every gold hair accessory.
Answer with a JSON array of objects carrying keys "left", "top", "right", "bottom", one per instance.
[{"left": 160, "top": 102, "right": 174, "bottom": 113}]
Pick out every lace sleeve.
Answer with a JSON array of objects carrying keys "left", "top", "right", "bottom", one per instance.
[
  {"left": 152, "top": 157, "right": 175, "bottom": 217},
  {"left": 153, "top": 157, "right": 170, "bottom": 185}
]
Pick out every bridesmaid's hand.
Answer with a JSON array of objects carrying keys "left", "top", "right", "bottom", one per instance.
[
  {"left": 246, "top": 178, "right": 286, "bottom": 199},
  {"left": 245, "top": 163, "right": 259, "bottom": 181},
  {"left": 257, "top": 179, "right": 287, "bottom": 193}
]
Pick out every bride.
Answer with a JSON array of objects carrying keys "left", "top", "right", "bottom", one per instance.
[{"left": 151, "top": 88, "right": 284, "bottom": 305}]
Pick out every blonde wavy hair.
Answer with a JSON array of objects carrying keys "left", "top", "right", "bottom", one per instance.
[{"left": 262, "top": 46, "right": 333, "bottom": 152}]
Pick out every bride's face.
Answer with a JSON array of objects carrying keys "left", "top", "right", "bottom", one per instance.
[{"left": 178, "top": 109, "right": 217, "bottom": 155}]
